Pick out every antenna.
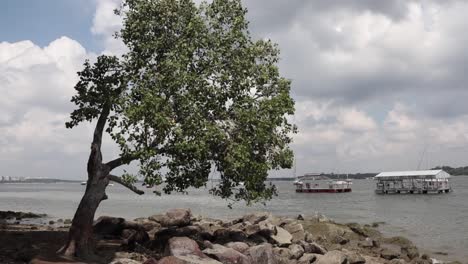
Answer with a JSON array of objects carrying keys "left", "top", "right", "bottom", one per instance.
[{"left": 417, "top": 143, "right": 429, "bottom": 170}]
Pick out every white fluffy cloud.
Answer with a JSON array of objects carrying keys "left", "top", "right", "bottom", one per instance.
[{"left": 0, "top": 37, "right": 96, "bottom": 177}]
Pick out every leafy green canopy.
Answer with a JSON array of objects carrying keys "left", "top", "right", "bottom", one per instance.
[{"left": 68, "top": 0, "right": 296, "bottom": 205}]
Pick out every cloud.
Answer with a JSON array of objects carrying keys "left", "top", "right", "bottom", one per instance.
[
  {"left": 0, "top": 37, "right": 97, "bottom": 178},
  {"left": 3, "top": 0, "right": 468, "bottom": 180}
]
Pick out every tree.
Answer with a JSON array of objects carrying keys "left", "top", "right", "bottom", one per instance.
[{"left": 59, "top": 0, "right": 295, "bottom": 259}]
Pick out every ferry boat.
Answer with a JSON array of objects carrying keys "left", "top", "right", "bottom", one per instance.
[{"left": 294, "top": 174, "right": 352, "bottom": 193}]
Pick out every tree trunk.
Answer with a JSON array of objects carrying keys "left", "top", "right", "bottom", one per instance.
[{"left": 58, "top": 142, "right": 109, "bottom": 259}]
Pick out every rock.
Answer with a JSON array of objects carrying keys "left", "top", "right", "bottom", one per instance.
[
  {"left": 244, "top": 223, "right": 261, "bottom": 236},
  {"left": 93, "top": 216, "right": 126, "bottom": 236},
  {"left": 64, "top": 219, "right": 72, "bottom": 224},
  {"left": 297, "top": 214, "right": 305, "bottom": 221},
  {"left": 213, "top": 228, "right": 248, "bottom": 244},
  {"left": 242, "top": 212, "right": 271, "bottom": 224},
  {"left": 195, "top": 220, "right": 223, "bottom": 237},
  {"left": 315, "top": 250, "right": 348, "bottom": 264},
  {"left": 300, "top": 241, "right": 327, "bottom": 255},
  {"left": 283, "top": 222, "right": 305, "bottom": 242},
  {"left": 402, "top": 246, "right": 419, "bottom": 260},
  {"left": 158, "top": 255, "right": 221, "bottom": 264},
  {"left": 122, "top": 229, "right": 150, "bottom": 249},
  {"left": 203, "top": 244, "right": 251, "bottom": 264},
  {"left": 149, "top": 213, "right": 167, "bottom": 223},
  {"left": 248, "top": 243, "right": 277, "bottom": 264},
  {"left": 289, "top": 244, "right": 304, "bottom": 259},
  {"left": 409, "top": 257, "right": 432, "bottom": 264},
  {"left": 381, "top": 248, "right": 401, "bottom": 260},
  {"left": 389, "top": 259, "right": 407, "bottom": 264},
  {"left": 332, "top": 235, "right": 349, "bottom": 245},
  {"left": 109, "top": 258, "right": 142, "bottom": 264},
  {"left": 358, "top": 237, "right": 377, "bottom": 248},
  {"left": 297, "top": 253, "right": 318, "bottom": 264},
  {"left": 363, "top": 255, "right": 386, "bottom": 264},
  {"left": 48, "top": 220, "right": 55, "bottom": 225},
  {"left": 304, "top": 232, "right": 315, "bottom": 243},
  {"left": 135, "top": 217, "right": 162, "bottom": 231},
  {"left": 258, "top": 220, "right": 276, "bottom": 236},
  {"left": 165, "top": 237, "right": 204, "bottom": 257},
  {"left": 143, "top": 259, "right": 158, "bottom": 264},
  {"left": 225, "top": 242, "right": 250, "bottom": 254},
  {"left": 163, "top": 209, "right": 192, "bottom": 227},
  {"left": 342, "top": 249, "right": 365, "bottom": 264},
  {"left": 270, "top": 226, "right": 292, "bottom": 246},
  {"left": 272, "top": 247, "right": 292, "bottom": 259}
]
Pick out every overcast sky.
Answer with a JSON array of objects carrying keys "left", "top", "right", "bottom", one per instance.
[{"left": 1, "top": 0, "right": 468, "bottom": 180}]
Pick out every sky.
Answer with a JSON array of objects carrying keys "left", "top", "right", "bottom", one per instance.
[{"left": 1, "top": 0, "right": 468, "bottom": 180}]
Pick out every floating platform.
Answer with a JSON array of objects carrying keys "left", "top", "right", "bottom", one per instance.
[
  {"left": 374, "top": 170, "right": 452, "bottom": 195},
  {"left": 296, "top": 188, "right": 352, "bottom": 193}
]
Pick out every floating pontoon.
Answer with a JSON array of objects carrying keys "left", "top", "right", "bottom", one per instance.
[{"left": 374, "top": 170, "right": 452, "bottom": 194}]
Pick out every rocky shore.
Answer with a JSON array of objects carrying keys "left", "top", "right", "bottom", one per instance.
[{"left": 0, "top": 210, "right": 462, "bottom": 264}]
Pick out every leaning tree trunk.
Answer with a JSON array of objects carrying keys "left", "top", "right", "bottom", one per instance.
[
  {"left": 58, "top": 105, "right": 111, "bottom": 259},
  {"left": 58, "top": 139, "right": 110, "bottom": 259}
]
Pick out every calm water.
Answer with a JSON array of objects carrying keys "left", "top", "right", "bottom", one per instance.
[{"left": 1, "top": 177, "right": 468, "bottom": 261}]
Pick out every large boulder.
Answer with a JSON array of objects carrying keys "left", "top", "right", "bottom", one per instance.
[
  {"left": 165, "top": 236, "right": 204, "bottom": 257},
  {"left": 203, "top": 244, "right": 251, "bottom": 264},
  {"left": 248, "top": 243, "right": 277, "bottom": 264},
  {"left": 283, "top": 222, "right": 305, "bottom": 242},
  {"left": 381, "top": 248, "right": 401, "bottom": 260},
  {"left": 164, "top": 209, "right": 193, "bottom": 227},
  {"left": 213, "top": 228, "right": 248, "bottom": 244},
  {"left": 93, "top": 216, "right": 126, "bottom": 236},
  {"left": 315, "top": 250, "right": 348, "bottom": 264},
  {"left": 270, "top": 226, "right": 292, "bottom": 246}
]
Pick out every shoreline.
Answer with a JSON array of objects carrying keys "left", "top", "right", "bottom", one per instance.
[{"left": 1, "top": 210, "right": 463, "bottom": 264}]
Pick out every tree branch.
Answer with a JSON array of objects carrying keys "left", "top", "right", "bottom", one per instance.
[
  {"left": 105, "top": 156, "right": 134, "bottom": 171},
  {"left": 93, "top": 105, "right": 110, "bottom": 147},
  {"left": 108, "top": 174, "right": 144, "bottom": 195}
]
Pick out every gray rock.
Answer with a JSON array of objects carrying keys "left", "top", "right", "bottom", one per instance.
[
  {"left": 297, "top": 253, "right": 318, "bottom": 264},
  {"left": 271, "top": 226, "right": 292, "bottom": 246},
  {"left": 203, "top": 244, "right": 251, "bottom": 264},
  {"left": 159, "top": 255, "right": 222, "bottom": 264},
  {"left": 225, "top": 242, "right": 250, "bottom": 254},
  {"left": 381, "top": 248, "right": 401, "bottom": 260},
  {"left": 297, "top": 214, "right": 305, "bottom": 221},
  {"left": 165, "top": 236, "right": 204, "bottom": 257},
  {"left": 289, "top": 244, "right": 305, "bottom": 259},
  {"left": 300, "top": 241, "right": 327, "bottom": 255},
  {"left": 389, "top": 259, "right": 407, "bottom": 264},
  {"left": 109, "top": 258, "right": 142, "bottom": 264},
  {"left": 163, "top": 209, "right": 193, "bottom": 227},
  {"left": 272, "top": 247, "right": 292, "bottom": 259},
  {"left": 342, "top": 249, "right": 365, "bottom": 264},
  {"left": 283, "top": 222, "right": 305, "bottom": 242},
  {"left": 315, "top": 250, "right": 348, "bottom": 264},
  {"left": 243, "top": 212, "right": 271, "bottom": 224},
  {"left": 248, "top": 243, "right": 277, "bottom": 264}
]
